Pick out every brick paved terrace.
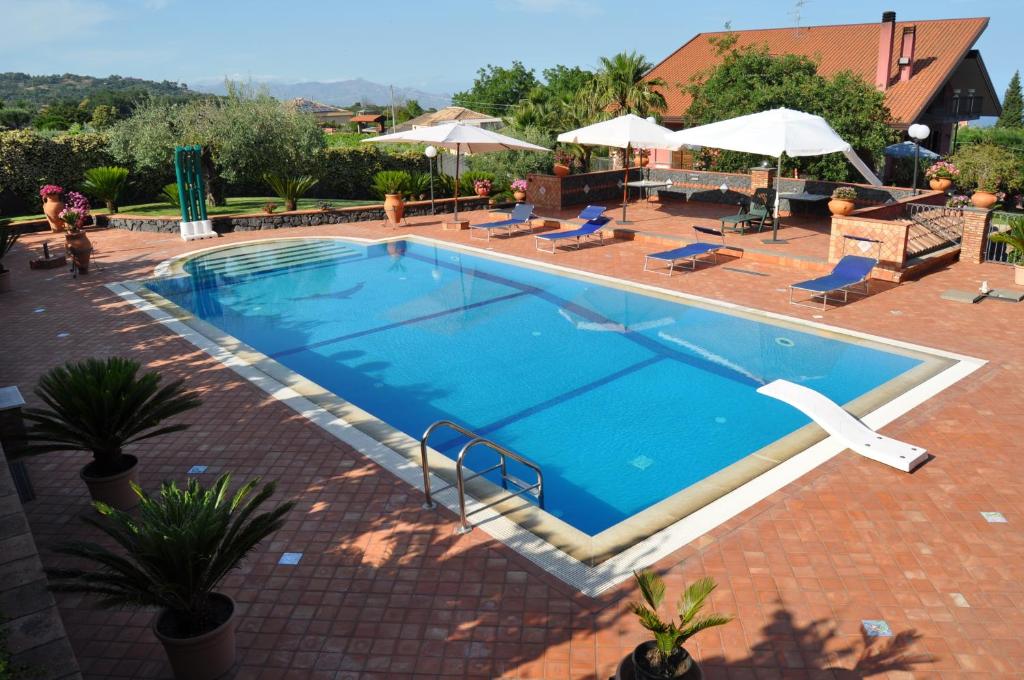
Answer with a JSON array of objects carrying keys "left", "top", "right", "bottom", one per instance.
[{"left": 3, "top": 202, "right": 1023, "bottom": 679}]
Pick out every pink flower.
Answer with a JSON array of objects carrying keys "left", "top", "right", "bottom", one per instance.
[
  {"left": 510, "top": 179, "right": 528, "bottom": 192},
  {"left": 39, "top": 184, "right": 63, "bottom": 199}
]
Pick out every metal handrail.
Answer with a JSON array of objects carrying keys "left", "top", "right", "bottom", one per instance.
[{"left": 419, "top": 420, "right": 545, "bottom": 534}]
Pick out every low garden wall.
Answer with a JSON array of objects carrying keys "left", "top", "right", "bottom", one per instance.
[
  {"left": 106, "top": 196, "right": 490, "bottom": 234},
  {"left": 525, "top": 169, "right": 642, "bottom": 210}
]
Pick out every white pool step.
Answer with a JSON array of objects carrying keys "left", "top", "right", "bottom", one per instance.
[
  {"left": 192, "top": 243, "right": 361, "bottom": 277},
  {"left": 756, "top": 379, "right": 928, "bottom": 472}
]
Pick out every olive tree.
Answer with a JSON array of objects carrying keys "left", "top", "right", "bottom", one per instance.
[{"left": 108, "top": 83, "right": 324, "bottom": 205}]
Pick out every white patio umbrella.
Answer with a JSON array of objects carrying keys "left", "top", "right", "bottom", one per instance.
[
  {"left": 664, "top": 108, "right": 883, "bottom": 243},
  {"left": 557, "top": 114, "right": 675, "bottom": 224},
  {"left": 363, "top": 122, "right": 549, "bottom": 221}
]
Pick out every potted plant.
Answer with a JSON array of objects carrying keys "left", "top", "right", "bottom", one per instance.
[
  {"left": 989, "top": 216, "right": 1024, "bottom": 286},
  {"left": 40, "top": 184, "right": 65, "bottom": 233},
  {"left": 263, "top": 173, "right": 319, "bottom": 212},
  {"left": 0, "top": 219, "right": 19, "bottom": 294},
  {"left": 553, "top": 150, "right": 573, "bottom": 177},
  {"left": 949, "top": 143, "right": 1022, "bottom": 209},
  {"left": 828, "top": 186, "right": 857, "bottom": 216},
  {"left": 511, "top": 178, "right": 528, "bottom": 202},
  {"left": 60, "top": 191, "right": 94, "bottom": 274},
  {"left": 19, "top": 357, "right": 201, "bottom": 509},
  {"left": 924, "top": 160, "right": 958, "bottom": 192},
  {"left": 945, "top": 193, "right": 971, "bottom": 209},
  {"left": 82, "top": 165, "right": 130, "bottom": 213},
  {"left": 372, "top": 170, "right": 411, "bottom": 225},
  {"left": 971, "top": 180, "right": 1000, "bottom": 209},
  {"left": 629, "top": 571, "right": 732, "bottom": 679},
  {"left": 473, "top": 178, "right": 492, "bottom": 197},
  {"left": 47, "top": 474, "right": 294, "bottom": 680}
]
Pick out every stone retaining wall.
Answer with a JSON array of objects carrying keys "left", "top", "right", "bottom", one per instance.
[
  {"left": 106, "top": 196, "right": 490, "bottom": 234},
  {"left": 0, "top": 444, "right": 82, "bottom": 680}
]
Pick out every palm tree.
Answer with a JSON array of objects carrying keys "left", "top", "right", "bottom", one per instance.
[{"left": 595, "top": 51, "right": 668, "bottom": 167}]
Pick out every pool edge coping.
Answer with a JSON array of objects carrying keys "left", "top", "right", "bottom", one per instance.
[{"left": 108, "top": 234, "right": 987, "bottom": 597}]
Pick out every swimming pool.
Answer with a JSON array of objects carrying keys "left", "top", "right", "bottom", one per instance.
[{"left": 141, "top": 237, "right": 951, "bottom": 557}]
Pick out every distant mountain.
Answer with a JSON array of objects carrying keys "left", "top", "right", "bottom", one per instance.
[
  {"left": 190, "top": 78, "right": 451, "bottom": 110},
  {"left": 0, "top": 72, "right": 198, "bottom": 108}
]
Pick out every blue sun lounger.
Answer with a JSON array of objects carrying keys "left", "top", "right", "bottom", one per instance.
[
  {"left": 534, "top": 205, "right": 611, "bottom": 253},
  {"left": 643, "top": 226, "right": 727, "bottom": 276},
  {"left": 789, "top": 255, "right": 877, "bottom": 309},
  {"left": 470, "top": 203, "right": 536, "bottom": 241}
]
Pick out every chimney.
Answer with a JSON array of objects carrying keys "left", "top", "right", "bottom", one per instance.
[
  {"left": 875, "top": 11, "right": 896, "bottom": 91},
  {"left": 898, "top": 26, "right": 916, "bottom": 82}
]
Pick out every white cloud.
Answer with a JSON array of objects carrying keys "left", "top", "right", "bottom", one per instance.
[
  {"left": 0, "top": 0, "right": 113, "bottom": 51},
  {"left": 502, "top": 0, "right": 602, "bottom": 15}
]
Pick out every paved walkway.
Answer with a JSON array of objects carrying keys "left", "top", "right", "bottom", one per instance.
[{"left": 4, "top": 207, "right": 1023, "bottom": 679}]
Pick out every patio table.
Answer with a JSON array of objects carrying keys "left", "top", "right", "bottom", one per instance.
[
  {"left": 778, "top": 192, "right": 831, "bottom": 217},
  {"left": 625, "top": 179, "right": 674, "bottom": 202}
]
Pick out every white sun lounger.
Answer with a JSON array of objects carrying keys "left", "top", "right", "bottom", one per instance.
[{"left": 756, "top": 379, "right": 928, "bottom": 472}]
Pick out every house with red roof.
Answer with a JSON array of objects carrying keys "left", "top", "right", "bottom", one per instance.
[{"left": 645, "top": 11, "right": 1001, "bottom": 157}]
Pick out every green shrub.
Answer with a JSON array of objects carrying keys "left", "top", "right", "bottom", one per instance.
[
  {"left": 315, "top": 146, "right": 422, "bottom": 199},
  {"left": 949, "top": 143, "right": 1024, "bottom": 193},
  {"left": 160, "top": 183, "right": 181, "bottom": 208},
  {"left": 371, "top": 170, "right": 411, "bottom": 197},
  {"left": 0, "top": 129, "right": 113, "bottom": 214},
  {"left": 263, "top": 173, "right": 319, "bottom": 211},
  {"left": 82, "top": 165, "right": 130, "bottom": 213}
]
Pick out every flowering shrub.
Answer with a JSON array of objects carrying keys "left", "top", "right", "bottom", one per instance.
[
  {"left": 473, "top": 179, "right": 492, "bottom": 193},
  {"left": 65, "top": 191, "right": 90, "bottom": 213},
  {"left": 946, "top": 194, "right": 971, "bottom": 208},
  {"left": 510, "top": 178, "right": 528, "bottom": 193},
  {"left": 831, "top": 186, "right": 857, "bottom": 200},
  {"left": 39, "top": 184, "right": 63, "bottom": 200},
  {"left": 59, "top": 191, "right": 90, "bottom": 232},
  {"left": 925, "top": 160, "right": 959, "bottom": 181}
]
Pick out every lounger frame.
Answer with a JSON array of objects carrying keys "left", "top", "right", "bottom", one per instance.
[
  {"left": 642, "top": 226, "right": 727, "bottom": 276},
  {"left": 789, "top": 277, "right": 871, "bottom": 310},
  {"left": 534, "top": 229, "right": 604, "bottom": 253}
]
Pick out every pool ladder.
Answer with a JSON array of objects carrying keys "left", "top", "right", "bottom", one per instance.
[{"left": 419, "top": 420, "right": 545, "bottom": 534}]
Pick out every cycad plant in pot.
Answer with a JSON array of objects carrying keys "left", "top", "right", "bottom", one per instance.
[
  {"left": 82, "top": 166, "right": 130, "bottom": 213},
  {"left": 989, "top": 216, "right": 1024, "bottom": 285},
  {"left": 372, "top": 170, "right": 411, "bottom": 225},
  {"left": 630, "top": 571, "right": 733, "bottom": 679},
  {"left": 19, "top": 357, "right": 201, "bottom": 509},
  {"left": 263, "top": 173, "right": 319, "bottom": 212},
  {"left": 47, "top": 474, "right": 294, "bottom": 680},
  {"left": 0, "top": 218, "right": 19, "bottom": 293}
]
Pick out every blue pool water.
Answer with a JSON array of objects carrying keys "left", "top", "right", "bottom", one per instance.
[{"left": 147, "top": 238, "right": 922, "bottom": 534}]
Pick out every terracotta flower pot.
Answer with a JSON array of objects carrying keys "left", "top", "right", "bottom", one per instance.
[
  {"left": 80, "top": 454, "right": 139, "bottom": 510},
  {"left": 475, "top": 187, "right": 490, "bottom": 197},
  {"left": 929, "top": 178, "right": 953, "bottom": 192},
  {"left": 971, "top": 191, "right": 998, "bottom": 209},
  {"left": 42, "top": 194, "right": 65, "bottom": 233},
  {"left": 154, "top": 594, "right": 237, "bottom": 680},
  {"left": 1014, "top": 264, "right": 1024, "bottom": 287},
  {"left": 513, "top": 190, "right": 526, "bottom": 202},
  {"left": 553, "top": 163, "right": 570, "bottom": 177},
  {"left": 65, "top": 231, "right": 93, "bottom": 273},
  {"left": 638, "top": 156, "right": 650, "bottom": 168},
  {"left": 383, "top": 193, "right": 405, "bottom": 225},
  {"left": 628, "top": 642, "right": 703, "bottom": 680},
  {"left": 828, "top": 199, "right": 855, "bottom": 216}
]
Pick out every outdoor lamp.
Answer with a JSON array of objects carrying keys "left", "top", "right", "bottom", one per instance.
[
  {"left": 907, "top": 124, "right": 931, "bottom": 195},
  {"left": 424, "top": 146, "right": 438, "bottom": 214}
]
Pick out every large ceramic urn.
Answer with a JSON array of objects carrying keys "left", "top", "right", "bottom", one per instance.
[{"left": 42, "top": 193, "right": 65, "bottom": 232}]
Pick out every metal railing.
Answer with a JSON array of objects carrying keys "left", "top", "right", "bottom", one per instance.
[
  {"left": 985, "top": 212, "right": 1016, "bottom": 264},
  {"left": 419, "top": 420, "right": 544, "bottom": 534},
  {"left": 905, "top": 202, "right": 964, "bottom": 258}
]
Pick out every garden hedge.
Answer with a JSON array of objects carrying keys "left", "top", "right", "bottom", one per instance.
[{"left": 0, "top": 130, "right": 427, "bottom": 215}]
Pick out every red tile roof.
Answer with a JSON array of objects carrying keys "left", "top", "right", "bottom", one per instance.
[
  {"left": 646, "top": 17, "right": 989, "bottom": 125},
  {"left": 351, "top": 114, "right": 385, "bottom": 123}
]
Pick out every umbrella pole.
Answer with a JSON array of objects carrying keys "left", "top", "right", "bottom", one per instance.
[
  {"left": 620, "top": 144, "right": 632, "bottom": 225},
  {"left": 762, "top": 153, "right": 788, "bottom": 245},
  {"left": 453, "top": 143, "right": 461, "bottom": 222}
]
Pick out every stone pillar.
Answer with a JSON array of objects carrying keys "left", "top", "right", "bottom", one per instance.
[
  {"left": 750, "top": 166, "right": 776, "bottom": 191},
  {"left": 959, "top": 207, "right": 992, "bottom": 264}
]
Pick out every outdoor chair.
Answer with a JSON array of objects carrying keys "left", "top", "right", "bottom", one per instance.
[
  {"left": 534, "top": 206, "right": 611, "bottom": 253},
  {"left": 788, "top": 255, "right": 877, "bottom": 309},
  {"left": 469, "top": 203, "right": 536, "bottom": 241},
  {"left": 720, "top": 200, "right": 771, "bottom": 234},
  {"left": 643, "top": 226, "right": 727, "bottom": 276}
]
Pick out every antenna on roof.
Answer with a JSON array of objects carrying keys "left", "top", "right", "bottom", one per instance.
[{"left": 789, "top": 0, "right": 808, "bottom": 31}]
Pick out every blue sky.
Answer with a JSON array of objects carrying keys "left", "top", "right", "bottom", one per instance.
[{"left": 1, "top": 0, "right": 1019, "bottom": 98}]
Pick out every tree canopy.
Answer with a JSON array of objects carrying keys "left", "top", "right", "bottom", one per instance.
[
  {"left": 452, "top": 61, "right": 539, "bottom": 116},
  {"left": 997, "top": 70, "right": 1023, "bottom": 129},
  {"left": 107, "top": 83, "right": 323, "bottom": 204},
  {"left": 684, "top": 40, "right": 895, "bottom": 181}
]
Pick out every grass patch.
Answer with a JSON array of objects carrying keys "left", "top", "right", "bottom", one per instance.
[{"left": 5, "top": 196, "right": 377, "bottom": 224}]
